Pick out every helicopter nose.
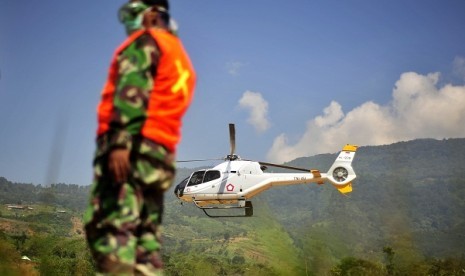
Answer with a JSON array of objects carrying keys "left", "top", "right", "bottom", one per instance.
[
  {"left": 174, "top": 185, "right": 179, "bottom": 197},
  {"left": 174, "top": 184, "right": 183, "bottom": 198},
  {"left": 174, "top": 177, "right": 189, "bottom": 198}
]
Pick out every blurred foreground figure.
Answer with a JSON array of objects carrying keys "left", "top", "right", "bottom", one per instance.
[{"left": 84, "top": 0, "right": 196, "bottom": 274}]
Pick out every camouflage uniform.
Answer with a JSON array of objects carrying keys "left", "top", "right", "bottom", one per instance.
[{"left": 84, "top": 34, "right": 175, "bottom": 275}]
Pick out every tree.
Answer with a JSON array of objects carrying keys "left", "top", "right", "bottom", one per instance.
[
  {"left": 224, "top": 232, "right": 230, "bottom": 242},
  {"left": 331, "top": 257, "right": 384, "bottom": 276},
  {"left": 383, "top": 246, "right": 395, "bottom": 275},
  {"left": 231, "top": 255, "right": 245, "bottom": 265}
]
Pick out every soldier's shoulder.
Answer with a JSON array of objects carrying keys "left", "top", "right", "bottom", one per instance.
[{"left": 134, "top": 33, "right": 158, "bottom": 49}]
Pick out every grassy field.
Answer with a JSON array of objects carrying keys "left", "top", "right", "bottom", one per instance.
[{"left": 1, "top": 204, "right": 81, "bottom": 237}]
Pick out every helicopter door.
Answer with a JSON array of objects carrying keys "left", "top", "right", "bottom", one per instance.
[
  {"left": 186, "top": 171, "right": 206, "bottom": 190},
  {"left": 203, "top": 170, "right": 221, "bottom": 183}
]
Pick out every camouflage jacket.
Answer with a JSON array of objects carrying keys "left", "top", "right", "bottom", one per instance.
[{"left": 103, "top": 33, "right": 160, "bottom": 151}]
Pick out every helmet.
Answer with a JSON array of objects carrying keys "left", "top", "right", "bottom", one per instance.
[
  {"left": 118, "top": 0, "right": 171, "bottom": 35},
  {"left": 142, "top": 0, "right": 169, "bottom": 11},
  {"left": 118, "top": 1, "right": 149, "bottom": 35}
]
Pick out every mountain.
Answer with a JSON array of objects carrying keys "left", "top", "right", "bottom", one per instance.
[
  {"left": 1, "top": 138, "right": 465, "bottom": 275},
  {"left": 164, "top": 138, "right": 465, "bottom": 274},
  {"left": 262, "top": 138, "right": 465, "bottom": 257}
]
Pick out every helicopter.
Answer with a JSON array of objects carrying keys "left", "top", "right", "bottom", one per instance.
[{"left": 174, "top": 124, "right": 357, "bottom": 217}]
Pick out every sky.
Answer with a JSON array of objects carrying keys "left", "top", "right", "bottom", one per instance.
[{"left": 1, "top": 0, "right": 465, "bottom": 186}]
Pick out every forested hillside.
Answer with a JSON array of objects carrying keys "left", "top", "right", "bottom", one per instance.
[
  {"left": 162, "top": 138, "right": 465, "bottom": 275},
  {"left": 1, "top": 138, "right": 465, "bottom": 275},
  {"left": 260, "top": 138, "right": 465, "bottom": 273}
]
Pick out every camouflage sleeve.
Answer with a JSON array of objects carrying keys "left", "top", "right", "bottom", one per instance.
[{"left": 107, "top": 33, "right": 160, "bottom": 150}]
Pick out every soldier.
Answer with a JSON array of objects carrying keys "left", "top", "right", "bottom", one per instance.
[{"left": 84, "top": 0, "right": 196, "bottom": 274}]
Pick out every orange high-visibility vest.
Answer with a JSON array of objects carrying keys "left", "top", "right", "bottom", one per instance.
[{"left": 97, "top": 29, "right": 196, "bottom": 152}]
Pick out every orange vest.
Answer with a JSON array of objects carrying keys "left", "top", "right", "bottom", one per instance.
[{"left": 97, "top": 29, "right": 196, "bottom": 152}]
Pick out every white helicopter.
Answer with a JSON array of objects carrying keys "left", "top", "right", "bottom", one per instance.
[{"left": 174, "top": 124, "right": 357, "bottom": 217}]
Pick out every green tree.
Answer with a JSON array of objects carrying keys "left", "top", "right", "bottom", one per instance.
[
  {"left": 231, "top": 255, "right": 245, "bottom": 265},
  {"left": 23, "top": 235, "right": 95, "bottom": 275},
  {"left": 383, "top": 246, "right": 395, "bottom": 275},
  {"left": 331, "top": 257, "right": 384, "bottom": 276},
  {"left": 0, "top": 233, "right": 27, "bottom": 275},
  {"left": 428, "top": 258, "right": 465, "bottom": 276}
]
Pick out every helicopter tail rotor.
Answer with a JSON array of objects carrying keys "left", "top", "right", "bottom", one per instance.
[{"left": 326, "top": 144, "right": 358, "bottom": 194}]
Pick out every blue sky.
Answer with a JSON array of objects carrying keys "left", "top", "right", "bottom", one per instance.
[{"left": 1, "top": 0, "right": 465, "bottom": 185}]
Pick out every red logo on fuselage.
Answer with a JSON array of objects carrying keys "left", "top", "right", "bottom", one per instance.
[{"left": 226, "top": 184, "right": 235, "bottom": 192}]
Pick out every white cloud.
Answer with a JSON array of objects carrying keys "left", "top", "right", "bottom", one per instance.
[
  {"left": 267, "top": 71, "right": 465, "bottom": 163},
  {"left": 314, "top": 101, "right": 344, "bottom": 127},
  {"left": 453, "top": 56, "right": 465, "bottom": 80},
  {"left": 238, "top": 91, "right": 271, "bottom": 133},
  {"left": 226, "top": 61, "right": 246, "bottom": 76}
]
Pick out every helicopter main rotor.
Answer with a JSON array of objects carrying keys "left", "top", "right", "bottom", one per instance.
[
  {"left": 178, "top": 123, "right": 316, "bottom": 172},
  {"left": 225, "top": 123, "right": 240, "bottom": 161},
  {"left": 226, "top": 124, "right": 317, "bottom": 171}
]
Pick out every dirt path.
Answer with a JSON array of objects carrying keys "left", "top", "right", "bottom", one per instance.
[
  {"left": 19, "top": 261, "right": 40, "bottom": 276},
  {"left": 70, "top": 216, "right": 84, "bottom": 237},
  {"left": 0, "top": 217, "right": 33, "bottom": 235}
]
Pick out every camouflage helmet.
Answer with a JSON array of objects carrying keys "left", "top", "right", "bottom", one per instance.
[{"left": 142, "top": 0, "right": 169, "bottom": 11}]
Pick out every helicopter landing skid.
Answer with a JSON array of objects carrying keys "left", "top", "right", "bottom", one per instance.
[{"left": 193, "top": 200, "right": 253, "bottom": 218}]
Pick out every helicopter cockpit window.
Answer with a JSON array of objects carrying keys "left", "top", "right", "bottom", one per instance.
[
  {"left": 186, "top": 170, "right": 220, "bottom": 186},
  {"left": 203, "top": 170, "right": 220, "bottom": 183},
  {"left": 187, "top": 171, "right": 205, "bottom": 186},
  {"left": 178, "top": 177, "right": 189, "bottom": 189}
]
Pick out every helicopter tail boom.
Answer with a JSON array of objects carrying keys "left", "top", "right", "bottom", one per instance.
[{"left": 326, "top": 144, "right": 358, "bottom": 194}]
